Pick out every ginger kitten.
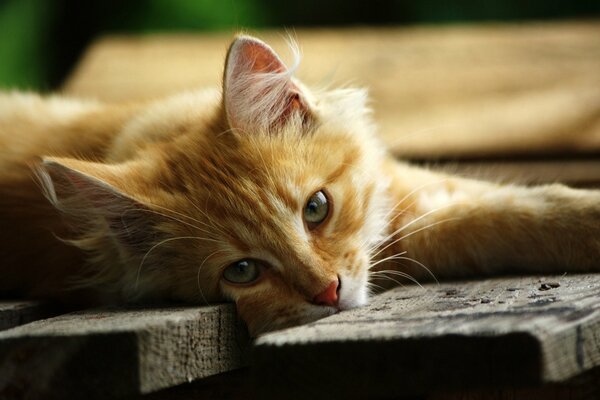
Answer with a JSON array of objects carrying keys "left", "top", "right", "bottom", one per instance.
[{"left": 1, "top": 35, "right": 599, "bottom": 335}]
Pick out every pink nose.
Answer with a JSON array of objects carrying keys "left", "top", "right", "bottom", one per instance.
[{"left": 313, "top": 279, "right": 339, "bottom": 307}]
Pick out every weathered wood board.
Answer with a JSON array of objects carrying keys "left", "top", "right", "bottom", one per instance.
[
  {"left": 254, "top": 274, "right": 600, "bottom": 399},
  {"left": 0, "top": 301, "right": 57, "bottom": 331},
  {"left": 0, "top": 304, "right": 248, "bottom": 400},
  {"left": 3, "top": 278, "right": 600, "bottom": 399}
]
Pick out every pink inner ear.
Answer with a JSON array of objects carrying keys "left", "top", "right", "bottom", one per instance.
[
  {"left": 237, "top": 40, "right": 288, "bottom": 75},
  {"left": 223, "top": 36, "right": 311, "bottom": 132}
]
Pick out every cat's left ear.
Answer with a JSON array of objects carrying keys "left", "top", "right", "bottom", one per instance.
[
  {"left": 222, "top": 35, "right": 313, "bottom": 133},
  {"left": 37, "top": 158, "right": 159, "bottom": 253}
]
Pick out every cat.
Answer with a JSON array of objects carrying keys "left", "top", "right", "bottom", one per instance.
[{"left": 1, "top": 34, "right": 599, "bottom": 336}]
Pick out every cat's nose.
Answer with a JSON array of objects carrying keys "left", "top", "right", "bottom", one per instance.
[{"left": 313, "top": 278, "right": 340, "bottom": 307}]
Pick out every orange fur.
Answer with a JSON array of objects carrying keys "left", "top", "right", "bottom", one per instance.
[{"left": 1, "top": 35, "right": 599, "bottom": 335}]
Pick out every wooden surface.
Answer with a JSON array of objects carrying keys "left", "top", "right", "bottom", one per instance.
[
  {"left": 63, "top": 21, "right": 600, "bottom": 161},
  {"left": 254, "top": 274, "right": 600, "bottom": 399},
  {"left": 3, "top": 277, "right": 600, "bottom": 399},
  {"left": 0, "top": 304, "right": 248, "bottom": 399},
  {"left": 0, "top": 301, "right": 57, "bottom": 331}
]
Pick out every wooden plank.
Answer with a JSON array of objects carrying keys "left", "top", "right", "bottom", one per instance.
[
  {"left": 141, "top": 368, "right": 254, "bottom": 400},
  {"left": 429, "top": 159, "right": 600, "bottom": 188},
  {"left": 0, "top": 304, "right": 248, "bottom": 399},
  {"left": 62, "top": 22, "right": 600, "bottom": 160},
  {"left": 254, "top": 274, "right": 600, "bottom": 399},
  {"left": 0, "top": 301, "right": 56, "bottom": 331}
]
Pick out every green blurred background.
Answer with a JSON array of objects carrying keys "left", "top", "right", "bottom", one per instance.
[{"left": 1, "top": 0, "right": 599, "bottom": 91}]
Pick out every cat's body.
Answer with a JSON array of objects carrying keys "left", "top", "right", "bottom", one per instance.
[{"left": 1, "top": 35, "right": 599, "bottom": 335}]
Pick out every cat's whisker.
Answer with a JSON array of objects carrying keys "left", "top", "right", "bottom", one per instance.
[
  {"left": 135, "top": 236, "right": 222, "bottom": 290},
  {"left": 151, "top": 201, "right": 225, "bottom": 235},
  {"left": 389, "top": 256, "right": 439, "bottom": 284},
  {"left": 370, "top": 204, "right": 456, "bottom": 258},
  {"left": 196, "top": 249, "right": 225, "bottom": 306},
  {"left": 182, "top": 193, "right": 229, "bottom": 236},
  {"left": 366, "top": 281, "right": 387, "bottom": 295},
  {"left": 370, "top": 246, "right": 438, "bottom": 283},
  {"left": 138, "top": 208, "right": 218, "bottom": 238},
  {"left": 383, "top": 178, "right": 449, "bottom": 225},
  {"left": 371, "top": 203, "right": 452, "bottom": 253},
  {"left": 369, "top": 272, "right": 405, "bottom": 289},
  {"left": 373, "top": 216, "right": 460, "bottom": 260},
  {"left": 149, "top": 203, "right": 207, "bottom": 226},
  {"left": 368, "top": 251, "right": 408, "bottom": 269},
  {"left": 370, "top": 269, "right": 424, "bottom": 288}
]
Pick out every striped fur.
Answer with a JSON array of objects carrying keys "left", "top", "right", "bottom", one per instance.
[{"left": 2, "top": 35, "right": 600, "bottom": 335}]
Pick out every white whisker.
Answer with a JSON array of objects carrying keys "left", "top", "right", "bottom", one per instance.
[
  {"left": 369, "top": 273, "right": 405, "bottom": 288},
  {"left": 373, "top": 203, "right": 451, "bottom": 252},
  {"left": 182, "top": 193, "right": 228, "bottom": 236},
  {"left": 370, "top": 269, "right": 424, "bottom": 288},
  {"left": 389, "top": 256, "right": 439, "bottom": 284},
  {"left": 369, "top": 251, "right": 408, "bottom": 269},
  {"left": 383, "top": 178, "right": 449, "bottom": 225},
  {"left": 150, "top": 202, "right": 213, "bottom": 228},
  {"left": 197, "top": 249, "right": 225, "bottom": 306},
  {"left": 366, "top": 281, "right": 387, "bottom": 295},
  {"left": 371, "top": 205, "right": 456, "bottom": 258},
  {"left": 374, "top": 217, "right": 459, "bottom": 261},
  {"left": 139, "top": 208, "right": 217, "bottom": 238},
  {"left": 135, "top": 236, "right": 221, "bottom": 289}
]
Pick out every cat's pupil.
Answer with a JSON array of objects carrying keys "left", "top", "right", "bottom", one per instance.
[
  {"left": 235, "top": 262, "right": 247, "bottom": 273},
  {"left": 304, "top": 190, "right": 329, "bottom": 229},
  {"left": 223, "top": 259, "right": 261, "bottom": 284}
]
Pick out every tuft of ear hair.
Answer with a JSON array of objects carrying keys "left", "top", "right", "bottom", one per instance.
[{"left": 222, "top": 35, "right": 313, "bottom": 134}]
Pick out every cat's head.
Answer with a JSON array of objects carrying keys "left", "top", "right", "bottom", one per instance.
[{"left": 39, "top": 35, "right": 390, "bottom": 335}]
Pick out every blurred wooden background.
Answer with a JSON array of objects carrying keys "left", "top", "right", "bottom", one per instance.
[{"left": 63, "top": 21, "right": 600, "bottom": 185}]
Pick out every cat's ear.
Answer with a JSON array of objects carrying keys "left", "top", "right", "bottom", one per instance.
[
  {"left": 37, "top": 157, "right": 158, "bottom": 252},
  {"left": 222, "top": 35, "right": 313, "bottom": 133}
]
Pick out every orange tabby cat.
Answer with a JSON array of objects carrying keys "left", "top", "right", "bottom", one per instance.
[{"left": 1, "top": 35, "right": 598, "bottom": 335}]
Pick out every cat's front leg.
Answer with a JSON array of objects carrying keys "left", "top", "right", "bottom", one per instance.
[{"left": 376, "top": 162, "right": 600, "bottom": 284}]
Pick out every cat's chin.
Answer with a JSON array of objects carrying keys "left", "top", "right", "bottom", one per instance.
[
  {"left": 338, "top": 274, "right": 369, "bottom": 311},
  {"left": 338, "top": 289, "right": 368, "bottom": 311}
]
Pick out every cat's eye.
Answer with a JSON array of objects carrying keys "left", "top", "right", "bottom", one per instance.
[
  {"left": 304, "top": 190, "right": 330, "bottom": 229},
  {"left": 223, "top": 259, "right": 262, "bottom": 284}
]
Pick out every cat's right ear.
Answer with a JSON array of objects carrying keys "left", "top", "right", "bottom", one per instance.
[{"left": 222, "top": 35, "right": 313, "bottom": 134}]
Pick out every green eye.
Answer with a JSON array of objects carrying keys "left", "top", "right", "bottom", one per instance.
[
  {"left": 223, "top": 259, "right": 262, "bottom": 284},
  {"left": 304, "top": 190, "right": 330, "bottom": 229}
]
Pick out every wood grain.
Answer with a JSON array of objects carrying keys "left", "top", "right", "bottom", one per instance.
[
  {"left": 254, "top": 274, "right": 600, "bottom": 399},
  {"left": 0, "top": 304, "right": 248, "bottom": 399}
]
